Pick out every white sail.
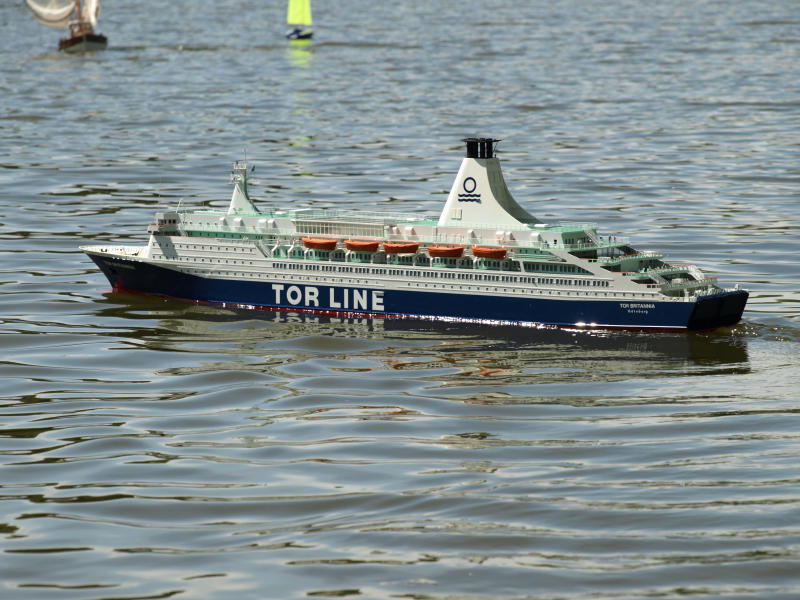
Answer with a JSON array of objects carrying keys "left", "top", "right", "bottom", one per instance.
[
  {"left": 25, "top": 0, "right": 76, "bottom": 28},
  {"left": 82, "top": 0, "right": 100, "bottom": 27}
]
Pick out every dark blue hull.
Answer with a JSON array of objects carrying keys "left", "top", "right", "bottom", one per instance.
[
  {"left": 87, "top": 252, "right": 748, "bottom": 331},
  {"left": 286, "top": 27, "right": 313, "bottom": 40}
]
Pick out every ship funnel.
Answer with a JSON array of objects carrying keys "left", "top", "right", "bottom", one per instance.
[
  {"left": 465, "top": 137, "right": 498, "bottom": 159},
  {"left": 437, "top": 138, "right": 539, "bottom": 228},
  {"left": 227, "top": 161, "right": 259, "bottom": 214}
]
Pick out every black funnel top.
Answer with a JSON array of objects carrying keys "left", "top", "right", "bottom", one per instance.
[{"left": 464, "top": 137, "right": 500, "bottom": 159}]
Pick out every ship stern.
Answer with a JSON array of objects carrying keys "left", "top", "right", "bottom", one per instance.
[{"left": 687, "top": 289, "right": 749, "bottom": 330}]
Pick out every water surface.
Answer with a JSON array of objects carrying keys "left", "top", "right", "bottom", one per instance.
[{"left": 1, "top": 1, "right": 799, "bottom": 598}]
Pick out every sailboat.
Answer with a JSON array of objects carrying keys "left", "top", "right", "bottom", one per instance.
[
  {"left": 286, "top": 0, "right": 312, "bottom": 40},
  {"left": 25, "top": 0, "right": 107, "bottom": 53}
]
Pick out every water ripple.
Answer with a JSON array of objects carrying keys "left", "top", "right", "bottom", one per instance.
[{"left": 3, "top": 0, "right": 800, "bottom": 597}]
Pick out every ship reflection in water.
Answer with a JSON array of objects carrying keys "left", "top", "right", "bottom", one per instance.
[{"left": 95, "top": 292, "right": 750, "bottom": 381}]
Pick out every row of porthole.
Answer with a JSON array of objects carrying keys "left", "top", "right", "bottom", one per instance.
[
  {"left": 156, "top": 253, "right": 257, "bottom": 267},
  {"left": 184, "top": 264, "right": 617, "bottom": 294},
  {"left": 181, "top": 268, "right": 646, "bottom": 300},
  {"left": 168, "top": 255, "right": 612, "bottom": 289},
  {"left": 268, "top": 261, "right": 606, "bottom": 286},
  {"left": 171, "top": 244, "right": 254, "bottom": 253}
]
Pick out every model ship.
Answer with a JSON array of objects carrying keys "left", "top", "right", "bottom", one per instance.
[
  {"left": 81, "top": 139, "right": 748, "bottom": 330},
  {"left": 25, "top": 0, "right": 106, "bottom": 53},
  {"left": 286, "top": 0, "right": 312, "bottom": 40}
]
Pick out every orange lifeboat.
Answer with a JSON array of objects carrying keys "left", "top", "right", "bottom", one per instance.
[
  {"left": 472, "top": 245, "right": 507, "bottom": 259},
  {"left": 345, "top": 239, "right": 380, "bottom": 252},
  {"left": 427, "top": 245, "right": 464, "bottom": 258},
  {"left": 302, "top": 237, "right": 337, "bottom": 251},
  {"left": 383, "top": 241, "right": 420, "bottom": 254}
]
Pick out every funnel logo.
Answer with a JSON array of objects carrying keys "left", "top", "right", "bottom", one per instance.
[{"left": 457, "top": 177, "right": 481, "bottom": 202}]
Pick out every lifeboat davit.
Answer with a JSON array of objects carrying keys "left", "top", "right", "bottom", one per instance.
[
  {"left": 345, "top": 239, "right": 380, "bottom": 252},
  {"left": 472, "top": 245, "right": 507, "bottom": 259},
  {"left": 302, "top": 237, "right": 338, "bottom": 251},
  {"left": 383, "top": 241, "right": 420, "bottom": 254},
  {"left": 427, "top": 245, "right": 464, "bottom": 258}
]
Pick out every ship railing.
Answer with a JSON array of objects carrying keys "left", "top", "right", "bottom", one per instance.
[
  {"left": 588, "top": 250, "right": 663, "bottom": 264},
  {"left": 623, "top": 269, "right": 669, "bottom": 280},
  {"left": 686, "top": 265, "right": 708, "bottom": 282},
  {"left": 291, "top": 208, "right": 437, "bottom": 225},
  {"left": 544, "top": 223, "right": 599, "bottom": 232},
  {"left": 180, "top": 204, "right": 588, "bottom": 229},
  {"left": 256, "top": 234, "right": 568, "bottom": 261},
  {"left": 380, "top": 233, "right": 556, "bottom": 253},
  {"left": 660, "top": 277, "right": 718, "bottom": 290},
  {"left": 243, "top": 226, "right": 555, "bottom": 252},
  {"left": 623, "top": 265, "right": 689, "bottom": 277},
  {"left": 180, "top": 207, "right": 611, "bottom": 236},
  {"left": 188, "top": 217, "right": 645, "bottom": 255},
  {"left": 223, "top": 208, "right": 440, "bottom": 226},
  {"left": 87, "top": 245, "right": 143, "bottom": 257},
  {"left": 292, "top": 212, "right": 601, "bottom": 234},
  {"left": 562, "top": 237, "right": 631, "bottom": 251},
  {"left": 295, "top": 221, "right": 386, "bottom": 238},
  {"left": 694, "top": 286, "right": 726, "bottom": 297}
]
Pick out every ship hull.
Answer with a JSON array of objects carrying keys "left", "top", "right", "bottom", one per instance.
[
  {"left": 84, "top": 250, "right": 748, "bottom": 331},
  {"left": 59, "top": 32, "right": 107, "bottom": 53},
  {"left": 286, "top": 27, "right": 312, "bottom": 40}
]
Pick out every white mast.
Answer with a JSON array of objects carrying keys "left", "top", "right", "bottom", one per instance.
[{"left": 227, "top": 161, "right": 259, "bottom": 214}]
